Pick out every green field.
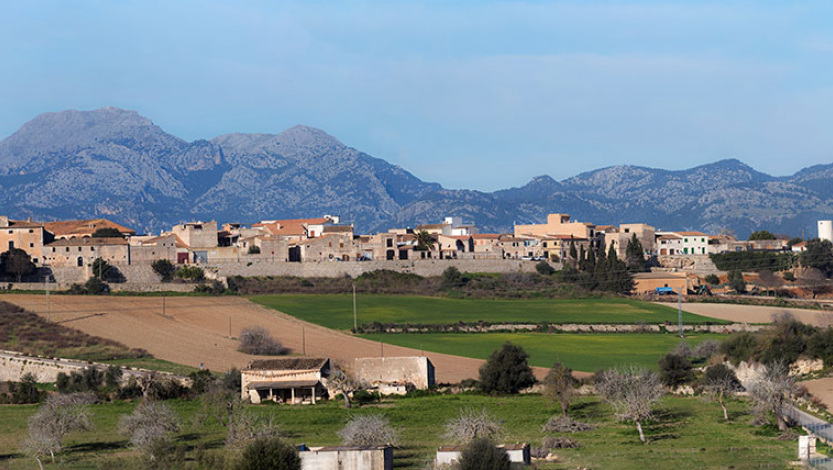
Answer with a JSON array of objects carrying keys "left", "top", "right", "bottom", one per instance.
[
  {"left": 0, "top": 394, "right": 794, "bottom": 469},
  {"left": 250, "top": 294, "right": 726, "bottom": 329},
  {"left": 362, "top": 332, "right": 725, "bottom": 372}
]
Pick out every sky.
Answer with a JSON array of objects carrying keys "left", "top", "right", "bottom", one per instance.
[{"left": 2, "top": 1, "right": 833, "bottom": 191}]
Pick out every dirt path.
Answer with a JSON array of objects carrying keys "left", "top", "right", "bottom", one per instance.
[
  {"left": 2, "top": 294, "right": 554, "bottom": 383},
  {"left": 657, "top": 302, "right": 833, "bottom": 326}
]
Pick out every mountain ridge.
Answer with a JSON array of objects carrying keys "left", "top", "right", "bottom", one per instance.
[{"left": 1, "top": 107, "right": 832, "bottom": 238}]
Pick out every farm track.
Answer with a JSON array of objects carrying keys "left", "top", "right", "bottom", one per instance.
[{"left": 1, "top": 294, "right": 556, "bottom": 383}]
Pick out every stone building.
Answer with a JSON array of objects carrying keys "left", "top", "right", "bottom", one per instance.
[
  {"left": 44, "top": 218, "right": 136, "bottom": 239},
  {"left": 353, "top": 356, "right": 435, "bottom": 395},
  {"left": 241, "top": 357, "right": 331, "bottom": 404},
  {"left": 43, "top": 237, "right": 130, "bottom": 267},
  {"left": 0, "top": 216, "right": 46, "bottom": 264},
  {"left": 299, "top": 445, "right": 393, "bottom": 470}
]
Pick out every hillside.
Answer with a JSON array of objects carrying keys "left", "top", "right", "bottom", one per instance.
[{"left": 2, "top": 107, "right": 832, "bottom": 237}]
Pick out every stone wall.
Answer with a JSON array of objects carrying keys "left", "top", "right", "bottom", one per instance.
[
  {"left": 299, "top": 447, "right": 393, "bottom": 470},
  {"left": 656, "top": 255, "right": 718, "bottom": 274},
  {"left": 0, "top": 350, "right": 190, "bottom": 385},
  {"left": 211, "top": 258, "right": 544, "bottom": 279}
]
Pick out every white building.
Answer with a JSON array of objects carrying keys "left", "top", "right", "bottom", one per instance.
[
  {"left": 656, "top": 231, "right": 708, "bottom": 255},
  {"left": 819, "top": 220, "right": 833, "bottom": 243}
]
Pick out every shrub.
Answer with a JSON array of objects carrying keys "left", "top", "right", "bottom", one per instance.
[
  {"left": 542, "top": 436, "right": 580, "bottom": 449},
  {"left": 719, "top": 332, "right": 760, "bottom": 365},
  {"left": 83, "top": 277, "right": 109, "bottom": 295},
  {"left": 783, "top": 271, "right": 796, "bottom": 282},
  {"left": 443, "top": 408, "right": 503, "bottom": 444},
  {"left": 808, "top": 327, "right": 833, "bottom": 366},
  {"left": 727, "top": 270, "right": 746, "bottom": 293},
  {"left": 235, "top": 437, "right": 300, "bottom": 470},
  {"left": 151, "top": 259, "right": 176, "bottom": 282},
  {"left": 351, "top": 390, "right": 380, "bottom": 405},
  {"left": 195, "top": 280, "right": 227, "bottom": 295},
  {"left": 693, "top": 340, "right": 720, "bottom": 360},
  {"left": 536, "top": 261, "right": 554, "bottom": 276},
  {"left": 441, "top": 266, "right": 464, "bottom": 289},
  {"left": 658, "top": 353, "right": 695, "bottom": 387},
  {"left": 478, "top": 342, "right": 536, "bottom": 394},
  {"left": 704, "top": 274, "right": 720, "bottom": 285},
  {"left": 175, "top": 266, "right": 205, "bottom": 281},
  {"left": 457, "top": 437, "right": 510, "bottom": 470},
  {"left": 9, "top": 373, "right": 42, "bottom": 404},
  {"left": 238, "top": 326, "right": 285, "bottom": 355}
]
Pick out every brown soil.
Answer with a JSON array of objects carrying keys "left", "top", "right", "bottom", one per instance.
[
  {"left": 801, "top": 377, "right": 833, "bottom": 411},
  {"left": 667, "top": 302, "right": 833, "bottom": 327},
  {"left": 2, "top": 294, "right": 554, "bottom": 383}
]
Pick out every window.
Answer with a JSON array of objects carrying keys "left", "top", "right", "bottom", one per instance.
[
  {"left": 29, "top": 243, "right": 34, "bottom": 248},
  {"left": 684, "top": 238, "right": 688, "bottom": 243},
  {"left": 33, "top": 258, "right": 38, "bottom": 264},
  {"left": 7, "top": 241, "right": 12, "bottom": 250},
  {"left": 624, "top": 228, "right": 630, "bottom": 233},
  {"left": 65, "top": 247, "right": 69, "bottom": 252},
  {"left": 78, "top": 247, "right": 82, "bottom": 252},
  {"left": 28, "top": 229, "right": 33, "bottom": 233}
]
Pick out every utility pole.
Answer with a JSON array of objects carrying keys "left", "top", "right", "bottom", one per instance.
[
  {"left": 302, "top": 325, "right": 306, "bottom": 356},
  {"left": 162, "top": 292, "right": 166, "bottom": 316},
  {"left": 228, "top": 315, "right": 232, "bottom": 339},
  {"left": 45, "top": 275, "right": 50, "bottom": 321},
  {"left": 678, "top": 290, "right": 683, "bottom": 338},
  {"left": 352, "top": 282, "right": 357, "bottom": 332}
]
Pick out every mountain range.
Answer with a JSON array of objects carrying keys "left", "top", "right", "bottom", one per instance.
[{"left": 1, "top": 107, "right": 832, "bottom": 238}]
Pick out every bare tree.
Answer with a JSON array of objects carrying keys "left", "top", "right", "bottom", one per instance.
[
  {"left": 747, "top": 361, "right": 798, "bottom": 432},
  {"left": 442, "top": 408, "right": 503, "bottom": 444},
  {"left": 596, "top": 365, "right": 665, "bottom": 443},
  {"left": 21, "top": 393, "right": 94, "bottom": 467},
  {"left": 337, "top": 413, "right": 398, "bottom": 446},
  {"left": 118, "top": 400, "right": 181, "bottom": 461},
  {"left": 798, "top": 268, "right": 831, "bottom": 299},
  {"left": 702, "top": 364, "right": 743, "bottom": 421},
  {"left": 200, "top": 382, "right": 246, "bottom": 445},
  {"left": 238, "top": 326, "right": 285, "bottom": 355},
  {"left": 542, "top": 362, "right": 576, "bottom": 418},
  {"left": 757, "top": 270, "right": 783, "bottom": 296}
]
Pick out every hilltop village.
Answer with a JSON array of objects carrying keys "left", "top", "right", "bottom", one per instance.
[{"left": 0, "top": 212, "right": 827, "bottom": 294}]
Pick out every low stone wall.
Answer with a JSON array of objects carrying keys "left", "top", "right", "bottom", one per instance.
[
  {"left": 366, "top": 323, "right": 767, "bottom": 334},
  {"left": 210, "top": 258, "right": 545, "bottom": 279},
  {"left": 655, "top": 255, "right": 718, "bottom": 274},
  {"left": 0, "top": 350, "right": 190, "bottom": 385}
]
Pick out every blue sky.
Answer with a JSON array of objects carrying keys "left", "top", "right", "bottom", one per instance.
[{"left": 2, "top": 1, "right": 833, "bottom": 190}]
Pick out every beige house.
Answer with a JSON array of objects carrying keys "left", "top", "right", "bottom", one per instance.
[
  {"left": 128, "top": 234, "right": 182, "bottom": 264},
  {"left": 514, "top": 213, "right": 596, "bottom": 240},
  {"left": 299, "top": 446, "right": 393, "bottom": 470},
  {"left": 436, "top": 444, "right": 530, "bottom": 466},
  {"left": 170, "top": 221, "right": 219, "bottom": 249},
  {"left": 43, "top": 237, "right": 130, "bottom": 267},
  {"left": 0, "top": 216, "right": 46, "bottom": 264},
  {"left": 242, "top": 357, "right": 332, "bottom": 404},
  {"left": 618, "top": 223, "right": 656, "bottom": 258}
]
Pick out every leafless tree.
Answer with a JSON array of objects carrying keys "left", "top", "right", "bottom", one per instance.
[
  {"left": 199, "top": 382, "right": 247, "bottom": 445},
  {"left": 238, "top": 326, "right": 285, "bottom": 355},
  {"left": 693, "top": 340, "right": 720, "bottom": 360},
  {"left": 747, "top": 361, "right": 798, "bottom": 431},
  {"left": 21, "top": 393, "right": 94, "bottom": 468},
  {"left": 118, "top": 400, "right": 181, "bottom": 461},
  {"left": 702, "top": 364, "right": 743, "bottom": 421},
  {"left": 798, "top": 268, "right": 831, "bottom": 299},
  {"left": 442, "top": 408, "right": 503, "bottom": 444},
  {"left": 596, "top": 365, "right": 665, "bottom": 443},
  {"left": 542, "top": 362, "right": 576, "bottom": 417},
  {"left": 757, "top": 270, "right": 783, "bottom": 296},
  {"left": 337, "top": 413, "right": 398, "bottom": 446}
]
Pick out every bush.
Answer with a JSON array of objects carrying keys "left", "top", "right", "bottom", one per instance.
[
  {"left": 238, "top": 326, "right": 285, "bottom": 355},
  {"left": 352, "top": 390, "right": 380, "bottom": 405},
  {"left": 783, "top": 271, "right": 796, "bottom": 282},
  {"left": 658, "top": 353, "right": 694, "bottom": 387},
  {"left": 536, "top": 261, "right": 554, "bottom": 276},
  {"left": 247, "top": 245, "right": 262, "bottom": 255},
  {"left": 808, "top": 327, "right": 833, "bottom": 366},
  {"left": 151, "top": 259, "right": 176, "bottom": 282},
  {"left": 704, "top": 274, "right": 720, "bottom": 285},
  {"left": 175, "top": 266, "right": 205, "bottom": 282},
  {"left": 720, "top": 332, "right": 759, "bottom": 365},
  {"left": 457, "top": 437, "right": 510, "bottom": 470},
  {"left": 195, "top": 280, "right": 227, "bottom": 295},
  {"left": 542, "top": 436, "right": 580, "bottom": 449},
  {"left": 478, "top": 342, "right": 536, "bottom": 394},
  {"left": 235, "top": 436, "right": 300, "bottom": 470},
  {"left": 8, "top": 373, "right": 42, "bottom": 404},
  {"left": 83, "top": 277, "right": 109, "bottom": 295},
  {"left": 441, "top": 266, "right": 464, "bottom": 289}
]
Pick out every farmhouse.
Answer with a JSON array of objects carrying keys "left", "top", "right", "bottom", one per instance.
[
  {"left": 241, "top": 357, "right": 331, "bottom": 404},
  {"left": 0, "top": 216, "right": 46, "bottom": 264}
]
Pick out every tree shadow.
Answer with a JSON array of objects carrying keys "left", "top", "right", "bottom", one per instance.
[
  {"left": 569, "top": 400, "right": 607, "bottom": 420},
  {"left": 66, "top": 441, "right": 125, "bottom": 453}
]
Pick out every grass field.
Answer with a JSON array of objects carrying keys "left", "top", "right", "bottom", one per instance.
[
  {"left": 362, "top": 332, "right": 726, "bottom": 371},
  {"left": 250, "top": 294, "right": 726, "bottom": 329},
  {"left": 0, "top": 394, "right": 794, "bottom": 469}
]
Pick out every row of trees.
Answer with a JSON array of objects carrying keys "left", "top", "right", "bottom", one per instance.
[{"left": 556, "top": 239, "right": 635, "bottom": 294}]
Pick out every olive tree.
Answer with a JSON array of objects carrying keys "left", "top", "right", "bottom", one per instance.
[
  {"left": 542, "top": 362, "right": 576, "bottom": 417},
  {"left": 596, "top": 365, "right": 665, "bottom": 443},
  {"left": 702, "top": 364, "right": 742, "bottom": 421},
  {"left": 478, "top": 342, "right": 536, "bottom": 394}
]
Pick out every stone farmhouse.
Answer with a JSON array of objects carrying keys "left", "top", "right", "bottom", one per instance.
[
  {"left": 241, "top": 357, "right": 332, "bottom": 404},
  {"left": 353, "top": 356, "right": 435, "bottom": 395}
]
